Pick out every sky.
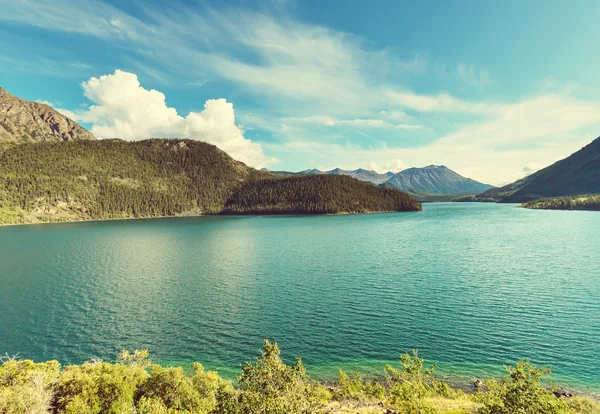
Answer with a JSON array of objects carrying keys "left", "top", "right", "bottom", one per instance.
[{"left": 1, "top": 0, "right": 600, "bottom": 185}]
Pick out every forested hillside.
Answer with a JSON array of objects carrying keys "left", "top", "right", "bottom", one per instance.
[
  {"left": 223, "top": 175, "right": 422, "bottom": 214},
  {"left": 476, "top": 137, "right": 600, "bottom": 202},
  {"left": 521, "top": 194, "right": 600, "bottom": 211},
  {"left": 0, "top": 139, "right": 420, "bottom": 224},
  {"left": 0, "top": 139, "right": 261, "bottom": 224}
]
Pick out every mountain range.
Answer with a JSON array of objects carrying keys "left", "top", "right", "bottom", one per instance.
[
  {"left": 269, "top": 165, "right": 494, "bottom": 195},
  {"left": 475, "top": 137, "right": 600, "bottom": 202},
  {"left": 267, "top": 167, "right": 395, "bottom": 185},
  {"left": 381, "top": 165, "right": 494, "bottom": 194}
]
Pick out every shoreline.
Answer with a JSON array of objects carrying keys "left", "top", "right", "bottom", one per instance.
[{"left": 0, "top": 209, "right": 422, "bottom": 228}]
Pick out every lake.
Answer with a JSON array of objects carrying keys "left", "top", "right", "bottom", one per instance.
[{"left": 0, "top": 203, "right": 599, "bottom": 392}]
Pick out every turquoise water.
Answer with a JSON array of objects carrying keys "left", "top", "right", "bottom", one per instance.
[{"left": 1, "top": 203, "right": 599, "bottom": 392}]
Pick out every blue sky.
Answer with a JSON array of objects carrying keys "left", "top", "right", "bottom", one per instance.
[{"left": 1, "top": 0, "right": 600, "bottom": 185}]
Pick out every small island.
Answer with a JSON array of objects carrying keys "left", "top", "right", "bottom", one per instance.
[{"left": 521, "top": 195, "right": 600, "bottom": 211}]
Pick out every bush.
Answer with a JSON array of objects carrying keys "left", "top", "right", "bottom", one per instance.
[
  {"left": 0, "top": 358, "right": 61, "bottom": 414},
  {"left": 564, "top": 396, "right": 600, "bottom": 414},
  {"left": 477, "top": 360, "right": 567, "bottom": 414},
  {"left": 232, "top": 339, "right": 326, "bottom": 414},
  {"left": 54, "top": 358, "right": 149, "bottom": 413},
  {"left": 136, "top": 362, "right": 225, "bottom": 414},
  {"left": 335, "top": 369, "right": 385, "bottom": 401},
  {"left": 385, "top": 350, "right": 442, "bottom": 414}
]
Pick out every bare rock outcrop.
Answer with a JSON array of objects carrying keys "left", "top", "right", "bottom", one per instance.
[{"left": 0, "top": 86, "right": 96, "bottom": 143}]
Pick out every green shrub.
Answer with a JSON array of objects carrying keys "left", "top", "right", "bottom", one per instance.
[
  {"left": 565, "top": 396, "right": 600, "bottom": 414},
  {"left": 477, "top": 360, "right": 567, "bottom": 414},
  {"left": 54, "top": 352, "right": 149, "bottom": 414},
  {"left": 335, "top": 369, "right": 385, "bottom": 401},
  {"left": 232, "top": 339, "right": 325, "bottom": 414},
  {"left": 385, "top": 350, "right": 441, "bottom": 413},
  {"left": 0, "top": 358, "right": 61, "bottom": 413}
]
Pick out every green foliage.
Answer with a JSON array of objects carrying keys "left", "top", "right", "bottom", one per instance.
[
  {"left": 54, "top": 358, "right": 149, "bottom": 413},
  {"left": 0, "top": 358, "right": 61, "bottom": 414},
  {"left": 0, "top": 139, "right": 420, "bottom": 225},
  {"left": 384, "top": 350, "right": 450, "bottom": 413},
  {"left": 335, "top": 369, "right": 385, "bottom": 401},
  {"left": 564, "top": 396, "right": 600, "bottom": 414},
  {"left": 0, "top": 345, "right": 596, "bottom": 414},
  {"left": 222, "top": 175, "right": 422, "bottom": 214},
  {"left": 477, "top": 360, "right": 567, "bottom": 414},
  {"left": 521, "top": 194, "right": 600, "bottom": 211},
  {"left": 231, "top": 339, "right": 326, "bottom": 413}
]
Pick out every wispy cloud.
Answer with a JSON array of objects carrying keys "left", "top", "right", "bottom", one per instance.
[
  {"left": 188, "top": 80, "right": 209, "bottom": 87},
  {"left": 2, "top": 0, "right": 600, "bottom": 184}
]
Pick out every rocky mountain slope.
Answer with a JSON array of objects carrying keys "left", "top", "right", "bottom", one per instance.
[
  {"left": 0, "top": 87, "right": 95, "bottom": 144},
  {"left": 381, "top": 165, "right": 494, "bottom": 194},
  {"left": 476, "top": 137, "right": 600, "bottom": 202}
]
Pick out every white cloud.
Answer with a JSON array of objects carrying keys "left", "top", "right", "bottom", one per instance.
[
  {"left": 456, "top": 63, "right": 491, "bottom": 87},
  {"left": 67, "top": 70, "right": 275, "bottom": 168},
  {"left": 395, "top": 124, "right": 426, "bottom": 131},
  {"left": 367, "top": 159, "right": 407, "bottom": 173},
  {"left": 4, "top": 0, "right": 600, "bottom": 184},
  {"left": 35, "top": 99, "right": 54, "bottom": 106},
  {"left": 267, "top": 91, "right": 600, "bottom": 185},
  {"left": 188, "top": 80, "right": 209, "bottom": 87},
  {"left": 385, "top": 90, "right": 500, "bottom": 113},
  {"left": 283, "top": 115, "right": 425, "bottom": 130}
]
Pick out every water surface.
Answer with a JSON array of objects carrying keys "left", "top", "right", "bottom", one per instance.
[{"left": 1, "top": 203, "right": 599, "bottom": 391}]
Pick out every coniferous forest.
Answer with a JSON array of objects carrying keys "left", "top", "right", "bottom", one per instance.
[{"left": 0, "top": 139, "right": 421, "bottom": 225}]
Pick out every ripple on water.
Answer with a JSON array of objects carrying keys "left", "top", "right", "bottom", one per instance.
[{"left": 0, "top": 203, "right": 599, "bottom": 393}]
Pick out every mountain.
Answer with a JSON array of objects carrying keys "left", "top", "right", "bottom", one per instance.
[
  {"left": 0, "top": 139, "right": 420, "bottom": 225},
  {"left": 271, "top": 168, "right": 394, "bottom": 184},
  {"left": 381, "top": 165, "right": 494, "bottom": 194},
  {"left": 476, "top": 137, "right": 600, "bottom": 202},
  {"left": 0, "top": 87, "right": 96, "bottom": 144}
]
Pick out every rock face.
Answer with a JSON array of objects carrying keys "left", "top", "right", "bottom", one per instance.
[
  {"left": 0, "top": 87, "right": 96, "bottom": 143},
  {"left": 381, "top": 165, "right": 494, "bottom": 194}
]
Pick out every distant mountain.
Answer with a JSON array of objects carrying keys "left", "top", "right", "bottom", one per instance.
[
  {"left": 476, "top": 137, "right": 600, "bottom": 202},
  {"left": 0, "top": 87, "right": 95, "bottom": 143},
  {"left": 269, "top": 167, "right": 394, "bottom": 184},
  {"left": 381, "top": 165, "right": 494, "bottom": 194}
]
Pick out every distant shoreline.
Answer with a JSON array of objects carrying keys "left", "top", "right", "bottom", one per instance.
[{"left": 0, "top": 209, "right": 422, "bottom": 228}]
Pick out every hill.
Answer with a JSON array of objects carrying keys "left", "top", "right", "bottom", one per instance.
[
  {"left": 476, "top": 137, "right": 600, "bottom": 202},
  {"left": 381, "top": 165, "right": 494, "bottom": 194},
  {"left": 0, "top": 87, "right": 95, "bottom": 143},
  {"left": 222, "top": 174, "right": 421, "bottom": 214},
  {"left": 520, "top": 194, "right": 600, "bottom": 211},
  {"left": 0, "top": 139, "right": 420, "bottom": 225},
  {"left": 268, "top": 167, "right": 394, "bottom": 185}
]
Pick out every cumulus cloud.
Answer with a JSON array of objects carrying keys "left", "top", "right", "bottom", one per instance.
[{"left": 66, "top": 70, "right": 275, "bottom": 168}]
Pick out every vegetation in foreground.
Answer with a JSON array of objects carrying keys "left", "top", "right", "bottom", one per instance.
[
  {"left": 0, "top": 140, "right": 421, "bottom": 225},
  {"left": 520, "top": 195, "right": 600, "bottom": 211},
  {"left": 1, "top": 341, "right": 598, "bottom": 414}
]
